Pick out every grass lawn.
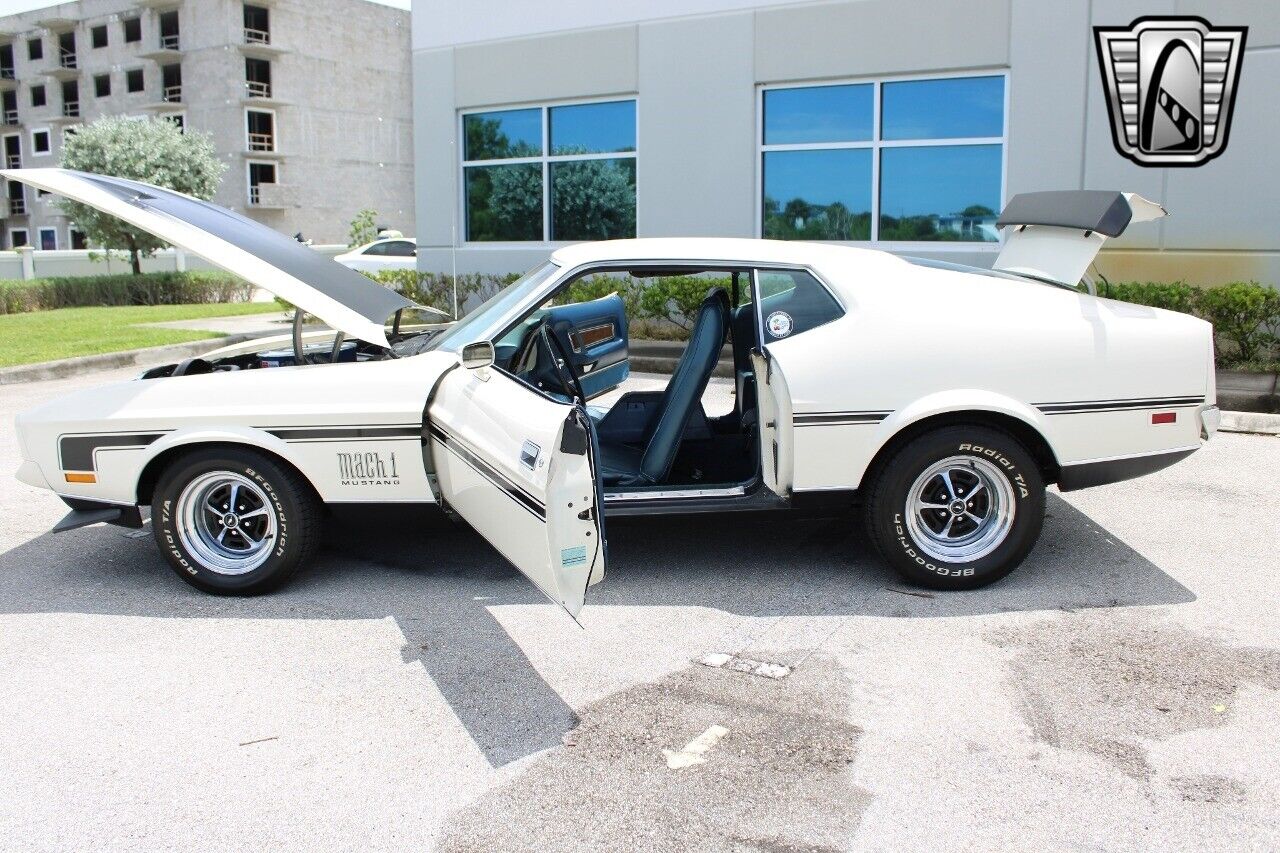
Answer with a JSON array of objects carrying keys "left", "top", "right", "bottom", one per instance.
[{"left": 0, "top": 303, "right": 281, "bottom": 368}]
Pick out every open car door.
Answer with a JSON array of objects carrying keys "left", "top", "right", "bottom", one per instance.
[{"left": 426, "top": 359, "right": 605, "bottom": 619}]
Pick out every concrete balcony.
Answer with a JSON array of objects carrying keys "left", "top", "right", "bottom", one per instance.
[
  {"left": 239, "top": 30, "right": 288, "bottom": 59},
  {"left": 44, "top": 64, "right": 80, "bottom": 82},
  {"left": 249, "top": 182, "right": 293, "bottom": 209}
]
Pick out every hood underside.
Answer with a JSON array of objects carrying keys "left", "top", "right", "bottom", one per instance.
[{"left": 2, "top": 168, "right": 413, "bottom": 347}]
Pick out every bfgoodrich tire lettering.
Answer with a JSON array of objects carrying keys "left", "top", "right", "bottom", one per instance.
[
  {"left": 152, "top": 447, "right": 319, "bottom": 595},
  {"left": 865, "top": 426, "right": 1045, "bottom": 590}
]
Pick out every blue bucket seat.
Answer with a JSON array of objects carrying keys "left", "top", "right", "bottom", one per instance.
[{"left": 596, "top": 288, "right": 730, "bottom": 486}]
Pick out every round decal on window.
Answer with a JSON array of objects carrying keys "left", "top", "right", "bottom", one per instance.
[{"left": 765, "top": 310, "right": 794, "bottom": 339}]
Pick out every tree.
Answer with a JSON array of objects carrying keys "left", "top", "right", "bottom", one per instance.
[
  {"left": 58, "top": 116, "right": 226, "bottom": 275},
  {"left": 348, "top": 207, "right": 379, "bottom": 247}
]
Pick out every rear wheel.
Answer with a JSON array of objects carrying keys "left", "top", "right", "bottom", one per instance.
[
  {"left": 864, "top": 425, "right": 1045, "bottom": 590},
  {"left": 152, "top": 447, "right": 319, "bottom": 595}
]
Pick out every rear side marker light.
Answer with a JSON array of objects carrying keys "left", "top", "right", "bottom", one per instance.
[
  {"left": 65, "top": 472, "right": 97, "bottom": 483},
  {"left": 1151, "top": 412, "right": 1177, "bottom": 425}
]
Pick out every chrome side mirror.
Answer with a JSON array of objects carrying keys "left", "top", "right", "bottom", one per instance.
[{"left": 461, "top": 341, "right": 495, "bottom": 370}]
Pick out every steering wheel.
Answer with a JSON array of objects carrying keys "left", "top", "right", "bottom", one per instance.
[{"left": 292, "top": 308, "right": 347, "bottom": 366}]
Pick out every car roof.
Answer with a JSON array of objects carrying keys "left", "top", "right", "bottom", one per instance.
[{"left": 549, "top": 237, "right": 904, "bottom": 270}]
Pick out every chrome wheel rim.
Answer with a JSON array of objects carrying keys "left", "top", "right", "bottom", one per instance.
[
  {"left": 176, "top": 472, "right": 276, "bottom": 575},
  {"left": 905, "top": 455, "right": 1015, "bottom": 563}
]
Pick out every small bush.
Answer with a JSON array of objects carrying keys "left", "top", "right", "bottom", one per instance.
[
  {"left": 638, "top": 275, "right": 733, "bottom": 331},
  {"left": 1098, "top": 280, "right": 1199, "bottom": 314},
  {"left": 0, "top": 270, "right": 252, "bottom": 315},
  {"left": 365, "top": 269, "right": 520, "bottom": 317},
  {"left": 1102, "top": 279, "right": 1280, "bottom": 368},
  {"left": 1194, "top": 281, "right": 1280, "bottom": 366}
]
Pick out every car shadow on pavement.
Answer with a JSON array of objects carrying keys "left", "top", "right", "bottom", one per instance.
[{"left": 0, "top": 492, "right": 1193, "bottom": 767}]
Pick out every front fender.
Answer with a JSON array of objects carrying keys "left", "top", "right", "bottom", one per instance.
[{"left": 126, "top": 425, "right": 308, "bottom": 504}]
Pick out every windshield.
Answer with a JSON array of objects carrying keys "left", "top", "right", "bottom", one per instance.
[{"left": 426, "top": 261, "right": 561, "bottom": 352}]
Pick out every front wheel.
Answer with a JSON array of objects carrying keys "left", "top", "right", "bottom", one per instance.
[
  {"left": 152, "top": 447, "right": 320, "bottom": 595},
  {"left": 864, "top": 425, "right": 1045, "bottom": 590}
]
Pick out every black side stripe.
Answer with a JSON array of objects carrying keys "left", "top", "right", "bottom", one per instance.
[
  {"left": 428, "top": 424, "right": 546, "bottom": 521},
  {"left": 59, "top": 433, "right": 165, "bottom": 471},
  {"left": 794, "top": 411, "right": 891, "bottom": 426},
  {"left": 1036, "top": 396, "right": 1204, "bottom": 415},
  {"left": 264, "top": 425, "right": 421, "bottom": 440}
]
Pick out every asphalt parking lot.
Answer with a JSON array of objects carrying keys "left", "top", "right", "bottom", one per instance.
[{"left": 2, "top": 364, "right": 1278, "bottom": 851}]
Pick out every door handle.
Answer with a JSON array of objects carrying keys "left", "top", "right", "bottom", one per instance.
[{"left": 520, "top": 440, "right": 540, "bottom": 470}]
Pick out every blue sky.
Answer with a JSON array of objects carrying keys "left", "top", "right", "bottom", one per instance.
[{"left": 0, "top": 0, "right": 409, "bottom": 12}]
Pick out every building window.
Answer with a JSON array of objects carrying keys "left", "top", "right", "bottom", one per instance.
[
  {"left": 70, "top": 226, "right": 88, "bottom": 250},
  {"left": 759, "top": 74, "right": 1005, "bottom": 244},
  {"left": 38, "top": 227, "right": 58, "bottom": 250},
  {"left": 27, "top": 37, "right": 43, "bottom": 61},
  {"left": 61, "top": 80, "right": 79, "bottom": 117},
  {"left": 461, "top": 99, "right": 637, "bottom": 242},
  {"left": 9, "top": 228, "right": 29, "bottom": 248},
  {"left": 57, "top": 32, "right": 76, "bottom": 69},
  {"left": 3, "top": 133, "right": 20, "bottom": 169},
  {"left": 165, "top": 113, "right": 185, "bottom": 133},
  {"left": 245, "top": 57, "right": 271, "bottom": 98},
  {"left": 123, "top": 17, "right": 142, "bottom": 43},
  {"left": 245, "top": 109, "right": 275, "bottom": 151},
  {"left": 159, "top": 10, "right": 180, "bottom": 50},
  {"left": 91, "top": 24, "right": 108, "bottom": 49},
  {"left": 31, "top": 84, "right": 46, "bottom": 108},
  {"left": 94, "top": 74, "right": 111, "bottom": 98},
  {"left": 0, "top": 44, "right": 14, "bottom": 80},
  {"left": 126, "top": 68, "right": 145, "bottom": 93},
  {"left": 247, "top": 160, "right": 276, "bottom": 205},
  {"left": 244, "top": 4, "right": 271, "bottom": 44},
  {"left": 31, "top": 128, "right": 51, "bottom": 156}
]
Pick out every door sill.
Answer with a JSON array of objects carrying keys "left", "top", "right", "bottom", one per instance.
[
  {"left": 602, "top": 480, "right": 786, "bottom": 517},
  {"left": 604, "top": 484, "right": 746, "bottom": 502}
]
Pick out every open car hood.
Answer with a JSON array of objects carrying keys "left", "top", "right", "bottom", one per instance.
[
  {"left": 1, "top": 168, "right": 413, "bottom": 347},
  {"left": 992, "top": 190, "right": 1167, "bottom": 287}
]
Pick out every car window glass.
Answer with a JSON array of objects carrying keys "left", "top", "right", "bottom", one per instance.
[
  {"left": 753, "top": 269, "right": 843, "bottom": 341},
  {"left": 362, "top": 242, "right": 389, "bottom": 256},
  {"left": 384, "top": 240, "right": 415, "bottom": 257}
]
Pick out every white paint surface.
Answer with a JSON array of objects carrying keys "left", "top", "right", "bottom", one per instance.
[{"left": 662, "top": 725, "right": 730, "bottom": 769}]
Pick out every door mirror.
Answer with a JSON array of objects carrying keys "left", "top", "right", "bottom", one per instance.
[{"left": 461, "top": 340, "right": 495, "bottom": 370}]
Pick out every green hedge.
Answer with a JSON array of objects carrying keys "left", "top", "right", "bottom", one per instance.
[
  {"left": 364, "top": 269, "right": 520, "bottom": 317},
  {"left": 1099, "top": 280, "right": 1280, "bottom": 369},
  {"left": 0, "top": 271, "right": 254, "bottom": 315}
]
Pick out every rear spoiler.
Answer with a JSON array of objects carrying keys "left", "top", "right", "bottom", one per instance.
[{"left": 992, "top": 190, "right": 1167, "bottom": 287}]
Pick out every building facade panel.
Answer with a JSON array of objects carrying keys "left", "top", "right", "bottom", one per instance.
[
  {"left": 753, "top": 0, "right": 1011, "bottom": 84},
  {"left": 413, "top": 0, "right": 1276, "bottom": 286}
]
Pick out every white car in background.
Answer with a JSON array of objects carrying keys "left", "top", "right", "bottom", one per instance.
[
  {"left": 6, "top": 169, "right": 1219, "bottom": 617},
  {"left": 334, "top": 236, "right": 418, "bottom": 274}
]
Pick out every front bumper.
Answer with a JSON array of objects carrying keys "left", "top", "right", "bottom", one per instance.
[
  {"left": 15, "top": 458, "right": 50, "bottom": 490},
  {"left": 1200, "top": 405, "right": 1221, "bottom": 440}
]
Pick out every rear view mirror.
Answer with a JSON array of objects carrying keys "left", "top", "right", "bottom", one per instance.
[{"left": 461, "top": 341, "right": 495, "bottom": 370}]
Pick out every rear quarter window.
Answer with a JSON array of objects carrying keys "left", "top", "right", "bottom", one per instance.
[{"left": 755, "top": 269, "right": 843, "bottom": 341}]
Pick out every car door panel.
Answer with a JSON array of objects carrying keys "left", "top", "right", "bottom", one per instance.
[
  {"left": 543, "top": 293, "right": 629, "bottom": 399},
  {"left": 427, "top": 365, "right": 604, "bottom": 618}
]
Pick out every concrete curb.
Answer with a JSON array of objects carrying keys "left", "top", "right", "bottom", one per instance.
[
  {"left": 0, "top": 332, "right": 265, "bottom": 385},
  {"left": 1219, "top": 410, "right": 1280, "bottom": 436}
]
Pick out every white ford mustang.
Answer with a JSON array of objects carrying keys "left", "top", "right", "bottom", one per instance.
[{"left": 7, "top": 169, "right": 1219, "bottom": 616}]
